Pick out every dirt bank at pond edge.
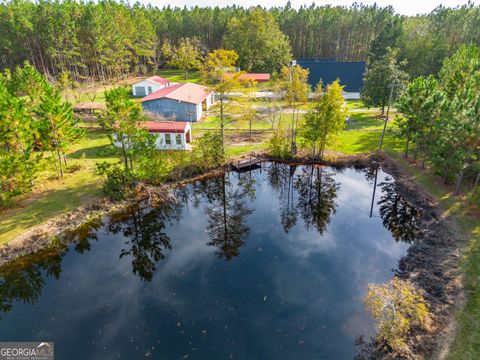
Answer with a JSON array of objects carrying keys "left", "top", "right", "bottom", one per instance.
[
  {"left": 380, "top": 157, "right": 461, "bottom": 360},
  {"left": 0, "top": 152, "right": 461, "bottom": 360}
]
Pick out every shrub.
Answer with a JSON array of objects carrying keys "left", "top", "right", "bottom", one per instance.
[
  {"left": 136, "top": 151, "right": 173, "bottom": 185},
  {"left": 95, "top": 162, "right": 136, "bottom": 200},
  {"left": 268, "top": 128, "right": 292, "bottom": 159},
  {"left": 194, "top": 131, "right": 225, "bottom": 167},
  {"left": 364, "top": 277, "right": 430, "bottom": 351},
  {"left": 0, "top": 151, "right": 34, "bottom": 207}
]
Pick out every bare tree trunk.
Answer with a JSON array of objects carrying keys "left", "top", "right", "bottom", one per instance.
[
  {"left": 56, "top": 148, "right": 64, "bottom": 177},
  {"left": 442, "top": 161, "right": 450, "bottom": 184},
  {"left": 474, "top": 169, "right": 480, "bottom": 189},
  {"left": 413, "top": 144, "right": 419, "bottom": 161},
  {"left": 404, "top": 131, "right": 411, "bottom": 158},
  {"left": 455, "top": 165, "right": 465, "bottom": 195}
]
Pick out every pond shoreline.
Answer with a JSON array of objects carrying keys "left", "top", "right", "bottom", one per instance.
[{"left": 0, "top": 152, "right": 462, "bottom": 360}]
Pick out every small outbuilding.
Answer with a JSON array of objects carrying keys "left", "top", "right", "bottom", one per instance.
[
  {"left": 141, "top": 83, "right": 214, "bottom": 122},
  {"left": 132, "top": 76, "right": 175, "bottom": 97},
  {"left": 140, "top": 121, "right": 192, "bottom": 150}
]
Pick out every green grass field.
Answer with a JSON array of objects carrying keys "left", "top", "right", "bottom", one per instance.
[{"left": 0, "top": 129, "right": 119, "bottom": 245}]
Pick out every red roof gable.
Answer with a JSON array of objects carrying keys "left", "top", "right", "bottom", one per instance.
[
  {"left": 141, "top": 83, "right": 212, "bottom": 104},
  {"left": 141, "top": 83, "right": 184, "bottom": 102},
  {"left": 146, "top": 76, "right": 171, "bottom": 85},
  {"left": 140, "top": 121, "right": 189, "bottom": 134}
]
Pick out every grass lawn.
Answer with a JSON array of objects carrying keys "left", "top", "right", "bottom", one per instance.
[
  {"left": 0, "top": 171, "right": 103, "bottom": 245},
  {"left": 226, "top": 142, "right": 268, "bottom": 157},
  {"left": 156, "top": 69, "right": 201, "bottom": 84},
  {"left": 0, "top": 129, "right": 118, "bottom": 245}
]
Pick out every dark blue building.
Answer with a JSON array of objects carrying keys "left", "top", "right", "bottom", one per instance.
[{"left": 296, "top": 59, "right": 366, "bottom": 92}]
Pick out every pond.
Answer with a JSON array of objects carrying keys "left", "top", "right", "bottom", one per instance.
[{"left": 0, "top": 163, "right": 420, "bottom": 359}]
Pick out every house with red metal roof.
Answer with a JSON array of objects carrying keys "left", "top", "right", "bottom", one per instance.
[
  {"left": 141, "top": 83, "right": 214, "bottom": 122},
  {"left": 113, "top": 121, "right": 192, "bottom": 150},
  {"left": 131, "top": 76, "right": 175, "bottom": 97},
  {"left": 142, "top": 121, "right": 192, "bottom": 150}
]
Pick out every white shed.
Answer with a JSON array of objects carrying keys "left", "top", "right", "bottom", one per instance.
[{"left": 132, "top": 76, "right": 175, "bottom": 97}]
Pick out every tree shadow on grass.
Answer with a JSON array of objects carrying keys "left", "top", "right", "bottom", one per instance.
[
  {"left": 69, "top": 144, "right": 118, "bottom": 159},
  {"left": 346, "top": 113, "right": 385, "bottom": 130},
  {"left": 347, "top": 130, "right": 402, "bottom": 153}
]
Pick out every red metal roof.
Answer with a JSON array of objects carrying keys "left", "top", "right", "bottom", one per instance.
[
  {"left": 140, "top": 121, "right": 189, "bottom": 134},
  {"left": 226, "top": 73, "right": 271, "bottom": 82},
  {"left": 146, "top": 76, "right": 171, "bottom": 85},
  {"left": 141, "top": 83, "right": 184, "bottom": 102},
  {"left": 141, "top": 83, "right": 212, "bottom": 104}
]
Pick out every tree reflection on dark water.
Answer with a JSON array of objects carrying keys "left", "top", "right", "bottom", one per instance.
[
  {"left": 107, "top": 201, "right": 182, "bottom": 282},
  {"left": 63, "top": 217, "right": 103, "bottom": 254},
  {"left": 0, "top": 247, "right": 66, "bottom": 320},
  {"left": 377, "top": 178, "right": 420, "bottom": 243},
  {"left": 266, "top": 163, "right": 339, "bottom": 235},
  {"left": 267, "top": 163, "right": 298, "bottom": 233},
  {"left": 193, "top": 172, "right": 254, "bottom": 260},
  {"left": 295, "top": 166, "right": 339, "bottom": 235}
]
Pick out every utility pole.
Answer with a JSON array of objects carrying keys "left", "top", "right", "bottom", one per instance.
[
  {"left": 379, "top": 83, "right": 395, "bottom": 151},
  {"left": 290, "top": 60, "right": 297, "bottom": 154}
]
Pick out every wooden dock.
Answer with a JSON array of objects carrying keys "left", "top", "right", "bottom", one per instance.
[{"left": 231, "top": 157, "right": 262, "bottom": 171}]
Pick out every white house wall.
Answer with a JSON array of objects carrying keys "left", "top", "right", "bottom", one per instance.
[
  {"left": 205, "top": 93, "right": 214, "bottom": 109},
  {"left": 132, "top": 80, "right": 170, "bottom": 96},
  {"left": 153, "top": 132, "right": 187, "bottom": 150}
]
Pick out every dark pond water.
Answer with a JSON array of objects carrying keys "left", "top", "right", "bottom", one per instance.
[{"left": 0, "top": 163, "right": 420, "bottom": 359}]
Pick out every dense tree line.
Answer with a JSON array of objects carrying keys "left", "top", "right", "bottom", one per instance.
[
  {"left": 397, "top": 45, "right": 480, "bottom": 195},
  {"left": 2, "top": 1, "right": 480, "bottom": 81}
]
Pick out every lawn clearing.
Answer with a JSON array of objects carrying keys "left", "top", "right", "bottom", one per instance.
[{"left": 0, "top": 129, "right": 118, "bottom": 245}]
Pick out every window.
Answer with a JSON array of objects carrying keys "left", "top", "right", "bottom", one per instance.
[
  {"left": 165, "top": 134, "right": 171, "bottom": 145},
  {"left": 176, "top": 134, "right": 182, "bottom": 144},
  {"left": 134, "top": 86, "right": 145, "bottom": 96},
  {"left": 147, "top": 86, "right": 153, "bottom": 94}
]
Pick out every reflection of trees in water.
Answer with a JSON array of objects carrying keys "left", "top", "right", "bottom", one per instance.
[
  {"left": 363, "top": 164, "right": 379, "bottom": 184},
  {"left": 195, "top": 173, "right": 254, "bottom": 260},
  {"left": 377, "top": 179, "right": 420, "bottom": 243},
  {"left": 266, "top": 163, "right": 339, "bottom": 235},
  {"left": 267, "top": 163, "right": 298, "bottom": 233},
  {"left": 0, "top": 247, "right": 66, "bottom": 319},
  {"left": 107, "top": 201, "right": 182, "bottom": 281},
  {"left": 63, "top": 217, "right": 103, "bottom": 254},
  {"left": 294, "top": 166, "right": 339, "bottom": 235}
]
